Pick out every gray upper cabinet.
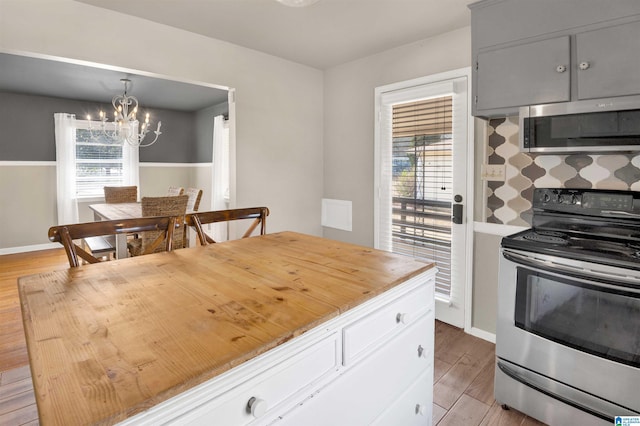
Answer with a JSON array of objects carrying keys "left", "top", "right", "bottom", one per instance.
[
  {"left": 576, "top": 20, "right": 640, "bottom": 100},
  {"left": 470, "top": 0, "right": 640, "bottom": 118},
  {"left": 476, "top": 37, "right": 570, "bottom": 112}
]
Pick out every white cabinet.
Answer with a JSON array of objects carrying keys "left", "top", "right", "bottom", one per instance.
[
  {"left": 276, "top": 313, "right": 434, "bottom": 425},
  {"left": 343, "top": 282, "right": 433, "bottom": 365},
  {"left": 175, "top": 334, "right": 340, "bottom": 425},
  {"left": 118, "top": 269, "right": 436, "bottom": 426},
  {"left": 372, "top": 368, "right": 434, "bottom": 426}
]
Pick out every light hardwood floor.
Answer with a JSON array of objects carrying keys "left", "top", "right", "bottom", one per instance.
[
  {"left": 433, "top": 321, "right": 545, "bottom": 426},
  {"left": 0, "top": 249, "right": 546, "bottom": 425}
]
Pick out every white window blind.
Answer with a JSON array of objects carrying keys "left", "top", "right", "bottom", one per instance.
[
  {"left": 73, "top": 120, "right": 138, "bottom": 198},
  {"left": 391, "top": 96, "right": 453, "bottom": 297},
  {"left": 377, "top": 80, "right": 457, "bottom": 300}
]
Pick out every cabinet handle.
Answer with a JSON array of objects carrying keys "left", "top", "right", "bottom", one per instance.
[
  {"left": 396, "top": 312, "right": 409, "bottom": 324},
  {"left": 417, "top": 345, "right": 427, "bottom": 358},
  {"left": 247, "top": 397, "right": 268, "bottom": 418},
  {"left": 555, "top": 65, "right": 566, "bottom": 73},
  {"left": 415, "top": 403, "right": 426, "bottom": 416},
  {"left": 579, "top": 61, "right": 590, "bottom": 70}
]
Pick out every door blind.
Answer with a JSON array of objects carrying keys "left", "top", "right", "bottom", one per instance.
[{"left": 391, "top": 96, "right": 453, "bottom": 298}]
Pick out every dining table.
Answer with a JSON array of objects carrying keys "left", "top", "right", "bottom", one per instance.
[
  {"left": 88, "top": 202, "right": 142, "bottom": 259},
  {"left": 18, "top": 231, "right": 436, "bottom": 425},
  {"left": 88, "top": 202, "right": 195, "bottom": 259}
]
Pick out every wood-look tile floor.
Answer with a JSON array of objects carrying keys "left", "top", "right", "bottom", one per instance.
[
  {"left": 0, "top": 249, "right": 546, "bottom": 425},
  {"left": 433, "top": 321, "right": 545, "bottom": 426}
]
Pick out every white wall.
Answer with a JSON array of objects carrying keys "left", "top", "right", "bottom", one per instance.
[
  {"left": 319, "top": 27, "right": 511, "bottom": 338},
  {"left": 0, "top": 163, "right": 210, "bottom": 251},
  {"left": 0, "top": 0, "right": 324, "bottom": 246},
  {"left": 322, "top": 26, "right": 471, "bottom": 247}
]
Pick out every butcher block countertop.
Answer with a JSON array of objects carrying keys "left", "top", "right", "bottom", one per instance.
[{"left": 18, "top": 231, "right": 434, "bottom": 425}]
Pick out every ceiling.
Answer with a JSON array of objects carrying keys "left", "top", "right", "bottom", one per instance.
[
  {"left": 0, "top": 0, "right": 473, "bottom": 110},
  {"left": 76, "top": 0, "right": 474, "bottom": 70},
  {"left": 0, "top": 53, "right": 229, "bottom": 111}
]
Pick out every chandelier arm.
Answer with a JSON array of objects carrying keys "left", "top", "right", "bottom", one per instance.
[{"left": 131, "top": 128, "right": 161, "bottom": 148}]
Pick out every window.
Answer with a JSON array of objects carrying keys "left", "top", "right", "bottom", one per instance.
[
  {"left": 74, "top": 119, "right": 139, "bottom": 199},
  {"left": 390, "top": 96, "right": 453, "bottom": 297}
]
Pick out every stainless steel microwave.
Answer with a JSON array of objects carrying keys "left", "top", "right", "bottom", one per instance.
[{"left": 519, "top": 95, "right": 640, "bottom": 153}]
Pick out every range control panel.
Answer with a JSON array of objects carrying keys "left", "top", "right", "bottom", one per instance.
[{"left": 533, "top": 188, "right": 640, "bottom": 215}]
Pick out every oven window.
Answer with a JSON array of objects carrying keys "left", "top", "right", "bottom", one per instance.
[{"left": 515, "top": 268, "right": 640, "bottom": 368}]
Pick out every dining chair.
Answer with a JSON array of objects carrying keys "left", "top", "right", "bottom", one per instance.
[
  {"left": 185, "top": 188, "right": 203, "bottom": 212},
  {"left": 185, "top": 207, "right": 269, "bottom": 245},
  {"left": 82, "top": 185, "right": 140, "bottom": 259},
  {"left": 48, "top": 217, "right": 179, "bottom": 268},
  {"left": 129, "top": 195, "right": 189, "bottom": 255},
  {"left": 104, "top": 186, "right": 138, "bottom": 203},
  {"left": 167, "top": 186, "right": 184, "bottom": 196},
  {"left": 183, "top": 188, "right": 203, "bottom": 245}
]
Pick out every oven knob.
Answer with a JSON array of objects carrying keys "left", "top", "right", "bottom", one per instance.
[
  {"left": 543, "top": 193, "right": 550, "bottom": 203},
  {"left": 571, "top": 195, "right": 578, "bottom": 204}
]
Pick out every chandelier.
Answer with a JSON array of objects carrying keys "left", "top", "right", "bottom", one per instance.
[{"left": 87, "top": 79, "right": 162, "bottom": 147}]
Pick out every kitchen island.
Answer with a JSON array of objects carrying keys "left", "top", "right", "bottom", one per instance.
[{"left": 19, "top": 231, "right": 436, "bottom": 425}]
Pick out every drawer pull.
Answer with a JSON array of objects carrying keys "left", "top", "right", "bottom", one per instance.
[
  {"left": 417, "top": 344, "right": 428, "bottom": 358},
  {"left": 247, "top": 397, "right": 268, "bottom": 418},
  {"left": 395, "top": 312, "right": 409, "bottom": 324},
  {"left": 415, "top": 403, "right": 426, "bottom": 416}
]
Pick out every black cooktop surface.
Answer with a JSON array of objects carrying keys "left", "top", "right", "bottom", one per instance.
[
  {"left": 503, "top": 228, "right": 640, "bottom": 270},
  {"left": 502, "top": 189, "right": 640, "bottom": 270}
]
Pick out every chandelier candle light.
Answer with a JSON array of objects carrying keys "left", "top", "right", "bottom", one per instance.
[{"left": 87, "top": 78, "right": 162, "bottom": 147}]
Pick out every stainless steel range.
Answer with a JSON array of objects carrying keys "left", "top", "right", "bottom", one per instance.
[{"left": 496, "top": 188, "right": 640, "bottom": 425}]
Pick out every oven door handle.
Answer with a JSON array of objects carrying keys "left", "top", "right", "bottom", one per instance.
[{"left": 502, "top": 249, "right": 640, "bottom": 292}]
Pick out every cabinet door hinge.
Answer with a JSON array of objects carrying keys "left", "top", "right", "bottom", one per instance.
[
  {"left": 475, "top": 61, "right": 478, "bottom": 71},
  {"left": 475, "top": 95, "right": 478, "bottom": 104}
]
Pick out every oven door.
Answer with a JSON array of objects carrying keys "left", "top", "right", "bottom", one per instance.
[{"left": 497, "top": 248, "right": 640, "bottom": 415}]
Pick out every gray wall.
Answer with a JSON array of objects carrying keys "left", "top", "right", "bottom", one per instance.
[
  {"left": 2, "top": 0, "right": 324, "bottom": 246},
  {"left": 195, "top": 103, "right": 229, "bottom": 162},
  {"left": 472, "top": 231, "right": 501, "bottom": 334},
  {"left": 322, "top": 27, "right": 471, "bottom": 247},
  {"left": 0, "top": 91, "right": 225, "bottom": 163}
]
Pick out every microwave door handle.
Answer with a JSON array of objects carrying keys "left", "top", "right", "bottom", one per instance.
[{"left": 502, "top": 249, "right": 640, "bottom": 293}]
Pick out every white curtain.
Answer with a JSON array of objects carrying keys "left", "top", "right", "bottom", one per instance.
[
  {"left": 123, "top": 122, "right": 140, "bottom": 199},
  {"left": 54, "top": 113, "right": 79, "bottom": 225},
  {"left": 211, "top": 115, "right": 230, "bottom": 241}
]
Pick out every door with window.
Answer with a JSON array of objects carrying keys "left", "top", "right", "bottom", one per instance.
[{"left": 375, "top": 69, "right": 472, "bottom": 328}]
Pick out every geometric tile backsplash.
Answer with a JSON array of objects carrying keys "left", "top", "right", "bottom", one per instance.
[{"left": 486, "top": 117, "right": 640, "bottom": 226}]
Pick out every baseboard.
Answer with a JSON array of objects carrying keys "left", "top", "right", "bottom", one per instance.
[
  {"left": 467, "top": 326, "right": 496, "bottom": 344},
  {"left": 0, "top": 242, "right": 60, "bottom": 256}
]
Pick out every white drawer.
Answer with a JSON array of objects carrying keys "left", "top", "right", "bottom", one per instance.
[
  {"left": 371, "top": 367, "right": 433, "bottom": 426},
  {"left": 343, "top": 280, "right": 433, "bottom": 365},
  {"left": 172, "top": 333, "right": 340, "bottom": 425},
  {"left": 276, "top": 312, "right": 433, "bottom": 426}
]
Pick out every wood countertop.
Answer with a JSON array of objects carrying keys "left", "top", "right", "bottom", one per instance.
[{"left": 19, "top": 232, "right": 434, "bottom": 425}]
